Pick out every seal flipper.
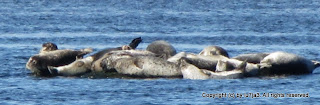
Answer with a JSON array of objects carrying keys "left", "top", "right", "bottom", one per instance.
[
  {"left": 201, "top": 69, "right": 213, "bottom": 76},
  {"left": 129, "top": 37, "right": 142, "bottom": 49},
  {"left": 236, "top": 60, "right": 248, "bottom": 77},
  {"left": 133, "top": 58, "right": 143, "bottom": 69},
  {"left": 179, "top": 58, "right": 210, "bottom": 79},
  {"left": 312, "top": 60, "right": 320, "bottom": 68},
  {"left": 48, "top": 66, "right": 59, "bottom": 76},
  {"left": 75, "top": 48, "right": 93, "bottom": 60},
  {"left": 236, "top": 60, "right": 247, "bottom": 71},
  {"left": 216, "top": 60, "right": 228, "bottom": 72}
]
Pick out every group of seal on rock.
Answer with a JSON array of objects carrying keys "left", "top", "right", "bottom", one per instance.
[
  {"left": 26, "top": 38, "right": 320, "bottom": 79},
  {"left": 26, "top": 37, "right": 141, "bottom": 77}
]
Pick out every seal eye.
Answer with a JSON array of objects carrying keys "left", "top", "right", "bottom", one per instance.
[{"left": 32, "top": 60, "right": 37, "bottom": 64}]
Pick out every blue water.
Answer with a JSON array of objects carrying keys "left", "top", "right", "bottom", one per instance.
[{"left": 1, "top": 0, "right": 320, "bottom": 104}]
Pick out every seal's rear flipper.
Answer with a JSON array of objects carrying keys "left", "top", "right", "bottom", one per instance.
[
  {"left": 178, "top": 57, "right": 189, "bottom": 68},
  {"left": 216, "top": 60, "right": 227, "bottom": 72},
  {"left": 129, "top": 37, "right": 142, "bottom": 49},
  {"left": 236, "top": 60, "right": 247, "bottom": 73},
  {"left": 48, "top": 66, "right": 59, "bottom": 76},
  {"left": 312, "top": 60, "right": 320, "bottom": 68}
]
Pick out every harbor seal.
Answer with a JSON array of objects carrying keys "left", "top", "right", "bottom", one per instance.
[
  {"left": 232, "top": 53, "right": 269, "bottom": 64},
  {"left": 39, "top": 42, "right": 58, "bottom": 53},
  {"left": 26, "top": 47, "right": 93, "bottom": 76},
  {"left": 146, "top": 40, "right": 176, "bottom": 60},
  {"left": 180, "top": 58, "right": 247, "bottom": 79},
  {"left": 167, "top": 52, "right": 230, "bottom": 71},
  {"left": 199, "top": 46, "right": 229, "bottom": 58},
  {"left": 101, "top": 54, "right": 181, "bottom": 78},
  {"left": 98, "top": 50, "right": 155, "bottom": 72},
  {"left": 259, "top": 51, "right": 320, "bottom": 76},
  {"left": 183, "top": 53, "right": 229, "bottom": 71},
  {"left": 215, "top": 59, "right": 260, "bottom": 77},
  {"left": 167, "top": 52, "right": 187, "bottom": 64},
  {"left": 48, "top": 56, "right": 94, "bottom": 76}
]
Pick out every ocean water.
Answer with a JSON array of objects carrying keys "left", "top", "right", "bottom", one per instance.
[{"left": 1, "top": 0, "right": 320, "bottom": 104}]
